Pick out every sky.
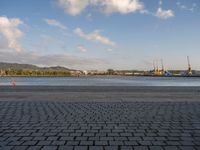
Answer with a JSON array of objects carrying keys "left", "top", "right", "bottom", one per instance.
[{"left": 0, "top": 0, "right": 200, "bottom": 70}]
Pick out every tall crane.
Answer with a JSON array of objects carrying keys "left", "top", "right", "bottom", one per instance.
[
  {"left": 153, "top": 59, "right": 165, "bottom": 76},
  {"left": 187, "top": 56, "right": 192, "bottom": 76},
  {"left": 153, "top": 60, "right": 156, "bottom": 72},
  {"left": 161, "top": 59, "right": 164, "bottom": 74}
]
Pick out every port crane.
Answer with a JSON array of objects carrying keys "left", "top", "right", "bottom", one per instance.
[
  {"left": 187, "top": 56, "right": 192, "bottom": 76},
  {"left": 153, "top": 59, "right": 165, "bottom": 76}
]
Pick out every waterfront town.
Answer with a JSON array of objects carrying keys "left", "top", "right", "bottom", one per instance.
[{"left": 1, "top": 57, "right": 200, "bottom": 77}]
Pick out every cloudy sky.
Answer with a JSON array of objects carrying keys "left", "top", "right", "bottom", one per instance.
[{"left": 0, "top": 0, "right": 200, "bottom": 70}]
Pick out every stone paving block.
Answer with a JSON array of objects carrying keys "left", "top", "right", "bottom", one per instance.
[
  {"left": 66, "top": 141, "right": 79, "bottom": 146},
  {"left": 195, "top": 146, "right": 200, "bottom": 150},
  {"left": 179, "top": 146, "right": 196, "bottom": 150},
  {"left": 51, "top": 140, "right": 65, "bottom": 145},
  {"left": 121, "top": 146, "right": 133, "bottom": 150},
  {"left": 60, "top": 136, "right": 74, "bottom": 140},
  {"left": 22, "top": 141, "right": 38, "bottom": 146},
  {"left": 109, "top": 141, "right": 124, "bottom": 145},
  {"left": 164, "top": 146, "right": 180, "bottom": 150},
  {"left": 75, "top": 137, "right": 88, "bottom": 141},
  {"left": 11, "top": 146, "right": 28, "bottom": 150},
  {"left": 89, "top": 146, "right": 104, "bottom": 150},
  {"left": 37, "top": 141, "right": 52, "bottom": 146},
  {"left": 8, "top": 141, "right": 23, "bottom": 146},
  {"left": 100, "top": 137, "right": 113, "bottom": 141},
  {"left": 58, "top": 146, "right": 73, "bottom": 150},
  {"left": 20, "top": 137, "right": 33, "bottom": 141},
  {"left": 0, "top": 146, "right": 13, "bottom": 150},
  {"left": 74, "top": 146, "right": 88, "bottom": 150},
  {"left": 104, "top": 146, "right": 119, "bottom": 150},
  {"left": 139, "top": 140, "right": 152, "bottom": 145},
  {"left": 46, "top": 136, "right": 58, "bottom": 141},
  {"left": 124, "top": 141, "right": 138, "bottom": 146},
  {"left": 134, "top": 146, "right": 149, "bottom": 150},
  {"left": 80, "top": 141, "right": 93, "bottom": 146},
  {"left": 41, "top": 146, "right": 58, "bottom": 150},
  {"left": 27, "top": 146, "right": 43, "bottom": 150},
  {"left": 95, "top": 141, "right": 108, "bottom": 145},
  {"left": 0, "top": 101, "right": 200, "bottom": 149},
  {"left": 149, "top": 146, "right": 164, "bottom": 150}
]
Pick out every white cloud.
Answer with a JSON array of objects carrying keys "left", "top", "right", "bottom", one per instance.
[
  {"left": 86, "top": 13, "right": 92, "bottom": 21},
  {"left": 107, "top": 48, "right": 113, "bottom": 52},
  {"left": 77, "top": 45, "right": 87, "bottom": 52},
  {"left": 159, "top": 0, "right": 162, "bottom": 6},
  {"left": 0, "top": 16, "right": 24, "bottom": 52},
  {"left": 44, "top": 19, "right": 67, "bottom": 30},
  {"left": 57, "top": 0, "right": 144, "bottom": 16},
  {"left": 57, "top": 0, "right": 90, "bottom": 16},
  {"left": 176, "top": 2, "right": 197, "bottom": 12},
  {"left": 74, "top": 28, "right": 116, "bottom": 46},
  {"left": 155, "top": 7, "right": 174, "bottom": 19},
  {"left": 96, "top": 0, "right": 144, "bottom": 14}
]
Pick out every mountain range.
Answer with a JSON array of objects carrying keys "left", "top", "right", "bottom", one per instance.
[{"left": 0, "top": 62, "right": 74, "bottom": 71}]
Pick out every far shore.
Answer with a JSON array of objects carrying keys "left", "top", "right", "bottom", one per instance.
[{"left": 1, "top": 75, "right": 200, "bottom": 77}]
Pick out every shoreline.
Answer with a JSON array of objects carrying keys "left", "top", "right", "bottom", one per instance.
[{"left": 1, "top": 75, "right": 200, "bottom": 77}]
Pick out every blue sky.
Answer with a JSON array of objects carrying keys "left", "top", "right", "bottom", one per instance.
[{"left": 0, "top": 0, "right": 200, "bottom": 70}]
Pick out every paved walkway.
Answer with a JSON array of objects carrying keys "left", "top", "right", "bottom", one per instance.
[{"left": 0, "top": 101, "right": 200, "bottom": 150}]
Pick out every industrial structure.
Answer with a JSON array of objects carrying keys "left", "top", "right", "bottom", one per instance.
[
  {"left": 187, "top": 56, "right": 192, "bottom": 76},
  {"left": 153, "top": 59, "right": 165, "bottom": 76},
  {"left": 152, "top": 56, "right": 193, "bottom": 77}
]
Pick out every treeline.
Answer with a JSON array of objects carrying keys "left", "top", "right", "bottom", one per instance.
[{"left": 0, "top": 69, "right": 71, "bottom": 76}]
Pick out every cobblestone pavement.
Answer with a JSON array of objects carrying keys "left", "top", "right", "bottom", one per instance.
[{"left": 0, "top": 101, "right": 200, "bottom": 150}]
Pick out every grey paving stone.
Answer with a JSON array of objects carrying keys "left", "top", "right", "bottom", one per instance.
[
  {"left": 66, "top": 141, "right": 79, "bottom": 145},
  {"left": 32, "top": 136, "right": 46, "bottom": 141},
  {"left": 89, "top": 146, "right": 104, "bottom": 150},
  {"left": 149, "top": 146, "right": 164, "bottom": 150},
  {"left": 11, "top": 146, "right": 28, "bottom": 150},
  {"left": 27, "top": 146, "right": 43, "bottom": 150},
  {"left": 22, "top": 141, "right": 38, "bottom": 146},
  {"left": 8, "top": 141, "right": 23, "bottom": 146},
  {"left": 124, "top": 141, "right": 138, "bottom": 146},
  {"left": 134, "top": 146, "right": 149, "bottom": 150},
  {"left": 80, "top": 141, "right": 93, "bottom": 146},
  {"left": 41, "top": 146, "right": 58, "bottom": 150},
  {"left": 60, "top": 136, "right": 74, "bottom": 140},
  {"left": 164, "top": 146, "right": 179, "bottom": 150},
  {"left": 179, "top": 146, "right": 196, "bottom": 150},
  {"left": 95, "top": 141, "right": 108, "bottom": 145},
  {"left": 0, "top": 101, "right": 199, "bottom": 150},
  {"left": 104, "top": 146, "right": 119, "bottom": 150},
  {"left": 20, "top": 137, "right": 33, "bottom": 141},
  {"left": 74, "top": 146, "right": 88, "bottom": 150},
  {"left": 138, "top": 141, "right": 152, "bottom": 145},
  {"left": 46, "top": 136, "right": 58, "bottom": 141},
  {"left": 37, "top": 141, "right": 52, "bottom": 146},
  {"left": 51, "top": 140, "right": 65, "bottom": 145},
  {"left": 58, "top": 146, "right": 73, "bottom": 150},
  {"left": 109, "top": 141, "right": 124, "bottom": 145},
  {"left": 195, "top": 146, "right": 200, "bottom": 150},
  {"left": 0, "top": 146, "right": 13, "bottom": 150},
  {"left": 121, "top": 146, "right": 133, "bottom": 150}
]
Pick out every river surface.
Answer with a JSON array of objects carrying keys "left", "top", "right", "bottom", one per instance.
[{"left": 1, "top": 76, "right": 200, "bottom": 86}]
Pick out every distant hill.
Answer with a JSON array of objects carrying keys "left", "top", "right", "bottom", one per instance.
[{"left": 0, "top": 62, "right": 73, "bottom": 71}]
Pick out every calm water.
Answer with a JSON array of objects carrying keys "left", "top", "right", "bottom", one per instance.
[{"left": 1, "top": 76, "right": 200, "bottom": 86}]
